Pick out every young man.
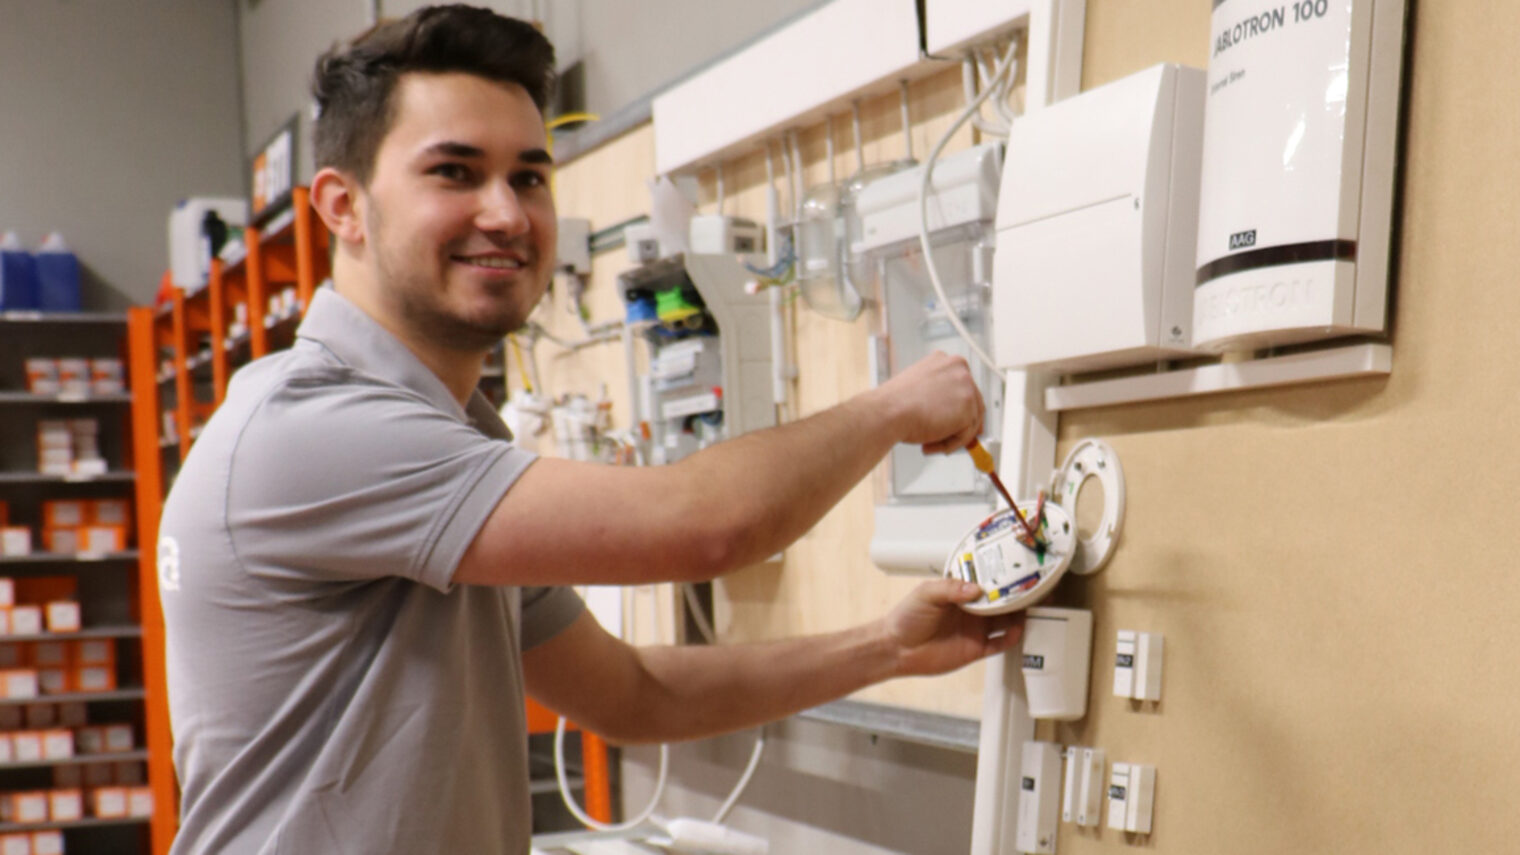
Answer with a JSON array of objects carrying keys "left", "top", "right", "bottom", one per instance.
[{"left": 158, "top": 6, "right": 1022, "bottom": 854}]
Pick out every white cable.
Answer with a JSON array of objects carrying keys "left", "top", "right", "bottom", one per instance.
[
  {"left": 852, "top": 100, "right": 865, "bottom": 174},
  {"left": 555, "top": 715, "right": 670, "bottom": 832},
  {"left": 711, "top": 730, "right": 767, "bottom": 825},
  {"left": 898, "top": 80, "right": 913, "bottom": 160},
  {"left": 824, "top": 115, "right": 836, "bottom": 185},
  {"left": 788, "top": 131, "right": 804, "bottom": 221},
  {"left": 916, "top": 40, "right": 1020, "bottom": 376},
  {"left": 993, "top": 41, "right": 1021, "bottom": 128},
  {"left": 962, "top": 56, "right": 1009, "bottom": 139},
  {"left": 682, "top": 583, "right": 717, "bottom": 645}
]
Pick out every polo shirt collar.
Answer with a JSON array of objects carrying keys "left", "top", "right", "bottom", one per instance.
[{"left": 297, "top": 287, "right": 481, "bottom": 424}]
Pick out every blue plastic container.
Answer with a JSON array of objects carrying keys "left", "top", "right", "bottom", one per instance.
[
  {"left": 34, "top": 233, "right": 81, "bottom": 312},
  {"left": 0, "top": 232, "right": 40, "bottom": 311}
]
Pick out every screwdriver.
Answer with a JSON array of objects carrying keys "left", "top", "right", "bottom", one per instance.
[{"left": 967, "top": 439, "right": 1042, "bottom": 543}]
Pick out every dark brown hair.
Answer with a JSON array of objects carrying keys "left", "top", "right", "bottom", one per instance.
[{"left": 311, "top": 4, "right": 555, "bottom": 185}]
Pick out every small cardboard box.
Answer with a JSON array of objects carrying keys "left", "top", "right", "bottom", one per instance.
[
  {"left": 103, "top": 724, "right": 133, "bottom": 753},
  {"left": 0, "top": 832, "right": 31, "bottom": 855},
  {"left": 78, "top": 526, "right": 125, "bottom": 554},
  {"left": 55, "top": 359, "right": 89, "bottom": 396},
  {"left": 46, "top": 789, "right": 81, "bottom": 822},
  {"left": 89, "top": 499, "right": 131, "bottom": 527},
  {"left": 89, "top": 786, "right": 128, "bottom": 819},
  {"left": 40, "top": 529, "right": 78, "bottom": 555},
  {"left": 10, "top": 791, "right": 46, "bottom": 824},
  {"left": 25, "top": 358, "right": 59, "bottom": 394},
  {"left": 74, "top": 727, "right": 105, "bottom": 754},
  {"left": 127, "top": 786, "right": 153, "bottom": 818},
  {"left": 31, "top": 830, "right": 63, "bottom": 855},
  {"left": 0, "top": 670, "right": 38, "bottom": 700},
  {"left": 10, "top": 732, "right": 41, "bottom": 762},
  {"left": 73, "top": 664, "right": 116, "bottom": 693},
  {"left": 0, "top": 733, "right": 13, "bottom": 763},
  {"left": 0, "top": 579, "right": 12, "bottom": 608},
  {"left": 0, "top": 530, "right": 27, "bottom": 557},
  {"left": 9, "top": 608, "right": 41, "bottom": 637},
  {"left": 36, "top": 669, "right": 66, "bottom": 695},
  {"left": 73, "top": 639, "right": 114, "bottom": 666},
  {"left": 89, "top": 358, "right": 124, "bottom": 394},
  {"left": 31, "top": 643, "right": 68, "bottom": 669},
  {"left": 40, "top": 501, "right": 85, "bottom": 529},
  {"left": 40, "top": 729, "right": 71, "bottom": 761},
  {"left": 43, "top": 602, "right": 79, "bottom": 633}
]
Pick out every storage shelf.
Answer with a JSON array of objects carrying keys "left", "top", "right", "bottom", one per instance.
[
  {"left": 0, "top": 392, "right": 132, "bottom": 405},
  {"left": 0, "top": 626, "right": 142, "bottom": 643},
  {"left": 0, "top": 750, "right": 147, "bottom": 772},
  {"left": 0, "top": 472, "right": 135, "bottom": 485},
  {"left": 0, "top": 816, "right": 147, "bottom": 833},
  {"left": 0, "top": 552, "right": 139, "bottom": 565},
  {"left": 0, "top": 311, "right": 126, "bottom": 326},
  {"left": 0, "top": 689, "right": 145, "bottom": 707}
]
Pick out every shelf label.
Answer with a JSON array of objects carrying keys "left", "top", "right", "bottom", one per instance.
[
  {"left": 77, "top": 552, "right": 106, "bottom": 562},
  {"left": 55, "top": 392, "right": 87, "bottom": 403}
]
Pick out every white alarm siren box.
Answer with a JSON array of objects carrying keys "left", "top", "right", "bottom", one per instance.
[
  {"left": 993, "top": 64, "right": 1206, "bottom": 372},
  {"left": 1192, "top": 0, "right": 1406, "bottom": 351},
  {"left": 1020, "top": 606, "right": 1093, "bottom": 720}
]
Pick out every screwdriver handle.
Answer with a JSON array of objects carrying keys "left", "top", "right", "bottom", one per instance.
[{"left": 967, "top": 439, "right": 995, "bottom": 474}]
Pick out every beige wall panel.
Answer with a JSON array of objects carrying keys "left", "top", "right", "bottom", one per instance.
[
  {"left": 1047, "top": 2, "right": 1520, "bottom": 853},
  {"left": 1082, "top": 0, "right": 1211, "bottom": 87}
]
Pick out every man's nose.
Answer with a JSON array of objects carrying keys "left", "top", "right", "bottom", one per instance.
[{"left": 477, "top": 182, "right": 530, "bottom": 236}]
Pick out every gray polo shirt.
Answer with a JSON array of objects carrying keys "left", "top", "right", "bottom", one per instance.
[{"left": 159, "top": 287, "right": 583, "bottom": 855}]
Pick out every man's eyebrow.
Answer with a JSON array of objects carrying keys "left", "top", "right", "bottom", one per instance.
[
  {"left": 420, "top": 141, "right": 485, "bottom": 159},
  {"left": 519, "top": 148, "right": 553, "bottom": 166}
]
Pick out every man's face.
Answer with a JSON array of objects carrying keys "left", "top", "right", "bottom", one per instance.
[{"left": 358, "top": 72, "right": 556, "bottom": 351}]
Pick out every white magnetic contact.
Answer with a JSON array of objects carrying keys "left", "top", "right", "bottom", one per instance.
[{"left": 1051, "top": 438, "right": 1125, "bottom": 576}]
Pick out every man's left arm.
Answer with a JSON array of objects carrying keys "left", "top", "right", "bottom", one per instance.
[{"left": 522, "top": 579, "right": 1024, "bottom": 745}]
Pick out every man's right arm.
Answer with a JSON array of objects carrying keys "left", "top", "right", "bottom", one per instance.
[{"left": 453, "top": 351, "right": 984, "bottom": 587}]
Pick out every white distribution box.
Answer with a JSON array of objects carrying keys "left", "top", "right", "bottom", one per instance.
[{"left": 994, "top": 63, "right": 1206, "bottom": 371}]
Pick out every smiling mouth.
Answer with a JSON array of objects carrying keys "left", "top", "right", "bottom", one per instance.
[{"left": 454, "top": 255, "right": 527, "bottom": 270}]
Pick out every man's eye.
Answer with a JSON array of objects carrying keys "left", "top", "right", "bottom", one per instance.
[
  {"left": 430, "top": 163, "right": 474, "bottom": 182},
  {"left": 512, "top": 171, "right": 547, "bottom": 190}
]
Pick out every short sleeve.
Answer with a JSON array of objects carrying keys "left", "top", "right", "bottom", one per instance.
[
  {"left": 521, "top": 586, "right": 585, "bottom": 650},
  {"left": 226, "top": 373, "right": 536, "bottom": 592}
]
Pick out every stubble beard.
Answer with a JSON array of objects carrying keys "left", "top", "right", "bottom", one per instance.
[{"left": 370, "top": 204, "right": 534, "bottom": 353}]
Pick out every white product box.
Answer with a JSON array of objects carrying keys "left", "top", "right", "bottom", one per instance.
[{"left": 44, "top": 602, "right": 80, "bottom": 634}]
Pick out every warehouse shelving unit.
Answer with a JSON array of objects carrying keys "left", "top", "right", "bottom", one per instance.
[
  {"left": 0, "top": 310, "right": 159, "bottom": 853},
  {"left": 127, "top": 189, "right": 607, "bottom": 852}
]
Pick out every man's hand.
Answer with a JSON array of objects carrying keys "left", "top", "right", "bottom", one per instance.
[
  {"left": 881, "top": 579, "right": 1025, "bottom": 677},
  {"left": 868, "top": 351, "right": 985, "bottom": 455}
]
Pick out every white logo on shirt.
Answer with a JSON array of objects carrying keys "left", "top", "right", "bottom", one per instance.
[{"left": 158, "top": 536, "right": 182, "bottom": 592}]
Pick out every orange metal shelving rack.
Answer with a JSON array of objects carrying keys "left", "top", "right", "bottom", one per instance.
[{"left": 127, "top": 190, "right": 610, "bottom": 853}]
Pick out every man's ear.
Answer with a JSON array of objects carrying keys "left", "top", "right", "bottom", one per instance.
[{"left": 310, "top": 167, "right": 366, "bottom": 246}]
